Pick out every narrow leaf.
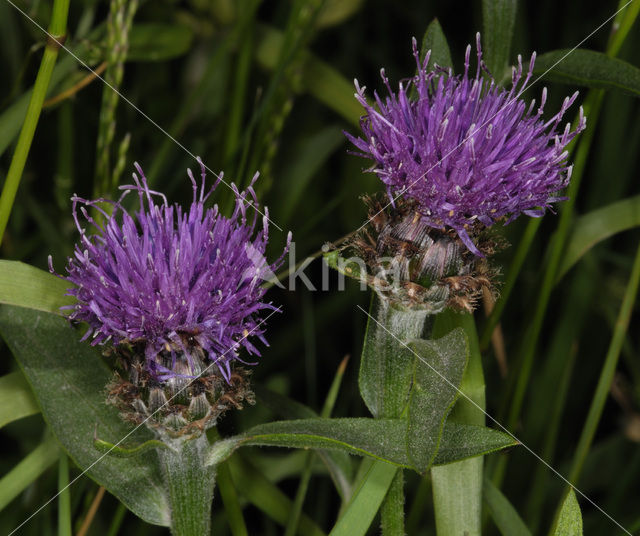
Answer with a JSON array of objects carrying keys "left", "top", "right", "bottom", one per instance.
[
  {"left": 432, "top": 423, "right": 517, "bottom": 466},
  {"left": 93, "top": 436, "right": 169, "bottom": 458},
  {"left": 0, "top": 370, "right": 40, "bottom": 428},
  {"left": 483, "top": 477, "right": 532, "bottom": 536},
  {"left": 533, "top": 49, "right": 640, "bottom": 97},
  {"left": 207, "top": 419, "right": 516, "bottom": 471},
  {"left": 128, "top": 23, "right": 194, "bottom": 62},
  {"left": 420, "top": 19, "right": 453, "bottom": 71},
  {"left": 559, "top": 195, "right": 640, "bottom": 280},
  {"left": 0, "top": 435, "right": 60, "bottom": 511},
  {"left": 482, "top": 0, "right": 518, "bottom": 79},
  {"left": 227, "top": 453, "right": 326, "bottom": 536},
  {"left": 406, "top": 329, "right": 468, "bottom": 473},
  {"left": 254, "top": 385, "right": 354, "bottom": 498},
  {"left": 210, "top": 418, "right": 410, "bottom": 467},
  {"left": 359, "top": 297, "right": 429, "bottom": 419},
  {"left": 0, "top": 260, "right": 74, "bottom": 313},
  {"left": 329, "top": 460, "right": 397, "bottom": 536},
  {"left": 0, "top": 306, "right": 170, "bottom": 527},
  {"left": 551, "top": 489, "right": 583, "bottom": 536},
  {"left": 256, "top": 24, "right": 362, "bottom": 125},
  {"left": 0, "top": 29, "right": 103, "bottom": 158}
]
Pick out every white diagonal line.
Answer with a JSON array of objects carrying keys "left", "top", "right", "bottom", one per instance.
[
  {"left": 3, "top": 0, "right": 283, "bottom": 232},
  {"left": 7, "top": 307, "right": 281, "bottom": 536},
  {"left": 353, "top": 0, "right": 633, "bottom": 235},
  {"left": 356, "top": 304, "right": 632, "bottom": 535}
]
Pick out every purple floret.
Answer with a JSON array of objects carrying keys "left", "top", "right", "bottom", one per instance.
[
  {"left": 51, "top": 159, "right": 290, "bottom": 381},
  {"left": 345, "top": 33, "right": 586, "bottom": 255}
]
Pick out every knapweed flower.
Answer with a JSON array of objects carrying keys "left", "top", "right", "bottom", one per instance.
[
  {"left": 346, "top": 33, "right": 586, "bottom": 256},
  {"left": 51, "top": 159, "right": 290, "bottom": 436},
  {"left": 338, "top": 33, "right": 585, "bottom": 312}
]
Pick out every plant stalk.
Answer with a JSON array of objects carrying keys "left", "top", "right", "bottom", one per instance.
[
  {"left": 568, "top": 240, "right": 640, "bottom": 484},
  {"left": 158, "top": 434, "right": 217, "bottom": 536},
  {"left": 369, "top": 296, "right": 430, "bottom": 535},
  {"left": 431, "top": 311, "right": 485, "bottom": 536},
  {"left": 0, "top": 0, "right": 70, "bottom": 245}
]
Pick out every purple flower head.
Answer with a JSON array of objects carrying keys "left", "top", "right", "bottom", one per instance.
[
  {"left": 346, "top": 33, "right": 586, "bottom": 255},
  {"left": 51, "top": 159, "right": 290, "bottom": 382}
]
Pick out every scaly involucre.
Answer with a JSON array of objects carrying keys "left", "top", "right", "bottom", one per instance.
[
  {"left": 346, "top": 33, "right": 586, "bottom": 254},
  {"left": 52, "top": 160, "right": 289, "bottom": 380}
]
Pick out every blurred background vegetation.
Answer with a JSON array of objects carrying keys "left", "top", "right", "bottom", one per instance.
[{"left": 1, "top": 0, "right": 639, "bottom": 534}]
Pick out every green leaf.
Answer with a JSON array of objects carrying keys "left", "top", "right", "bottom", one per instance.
[
  {"left": 0, "top": 306, "right": 170, "bottom": 527},
  {"left": 256, "top": 24, "right": 362, "bottom": 125},
  {"left": 329, "top": 460, "right": 397, "bottom": 536},
  {"left": 0, "top": 370, "right": 40, "bottom": 428},
  {"left": 207, "top": 418, "right": 516, "bottom": 471},
  {"left": 483, "top": 477, "right": 532, "bottom": 536},
  {"left": 533, "top": 49, "right": 640, "bottom": 97},
  {"left": 407, "top": 329, "right": 468, "bottom": 473},
  {"left": 127, "top": 23, "right": 194, "bottom": 62},
  {"left": 0, "top": 435, "right": 60, "bottom": 511},
  {"left": 420, "top": 19, "right": 453, "bottom": 71},
  {"left": 482, "top": 0, "right": 518, "bottom": 80},
  {"left": 0, "top": 26, "right": 104, "bottom": 158},
  {"left": 227, "top": 453, "right": 326, "bottom": 536},
  {"left": 210, "top": 418, "right": 410, "bottom": 467},
  {"left": 550, "top": 489, "right": 583, "bottom": 536},
  {"left": 360, "top": 296, "right": 429, "bottom": 419},
  {"left": 0, "top": 260, "right": 74, "bottom": 313},
  {"left": 93, "top": 436, "right": 169, "bottom": 458},
  {"left": 558, "top": 195, "right": 640, "bottom": 280},
  {"left": 432, "top": 423, "right": 517, "bottom": 466},
  {"left": 254, "top": 385, "right": 354, "bottom": 501},
  {"left": 323, "top": 250, "right": 366, "bottom": 282}
]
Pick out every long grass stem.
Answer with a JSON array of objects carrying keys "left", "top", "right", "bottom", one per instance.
[{"left": 0, "top": 0, "right": 70, "bottom": 245}]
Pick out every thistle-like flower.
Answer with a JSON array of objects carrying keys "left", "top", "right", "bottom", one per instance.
[
  {"left": 343, "top": 33, "right": 585, "bottom": 311},
  {"left": 347, "top": 33, "right": 585, "bottom": 255},
  {"left": 51, "top": 160, "right": 290, "bottom": 437}
]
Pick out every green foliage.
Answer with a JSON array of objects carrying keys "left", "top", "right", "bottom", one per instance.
[
  {"left": 358, "top": 298, "right": 427, "bottom": 419},
  {"left": 2, "top": 1, "right": 640, "bottom": 534},
  {"left": 482, "top": 0, "right": 518, "bottom": 80},
  {"left": 559, "top": 194, "right": 640, "bottom": 280},
  {"left": 533, "top": 49, "right": 640, "bottom": 97},
  {"left": 0, "top": 306, "right": 170, "bottom": 527},
  {"left": 0, "top": 371, "right": 39, "bottom": 428},
  {"left": 406, "top": 332, "right": 467, "bottom": 473},
  {"left": 0, "top": 260, "right": 73, "bottom": 313},
  {"left": 420, "top": 19, "right": 453, "bottom": 71},
  {"left": 207, "top": 418, "right": 516, "bottom": 470},
  {"left": 550, "top": 490, "right": 583, "bottom": 536},
  {"left": 0, "top": 435, "right": 60, "bottom": 511},
  {"left": 483, "top": 477, "right": 532, "bottom": 536},
  {"left": 127, "top": 23, "right": 195, "bottom": 62}
]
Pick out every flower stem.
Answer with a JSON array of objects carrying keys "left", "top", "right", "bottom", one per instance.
[
  {"left": 430, "top": 311, "right": 485, "bottom": 536},
  {"left": 158, "top": 434, "right": 217, "bottom": 536},
  {"left": 380, "top": 470, "right": 405, "bottom": 535},
  {"left": 362, "top": 296, "right": 429, "bottom": 534},
  {"left": 57, "top": 454, "right": 71, "bottom": 536},
  {"left": 0, "top": 0, "right": 70, "bottom": 245}
]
